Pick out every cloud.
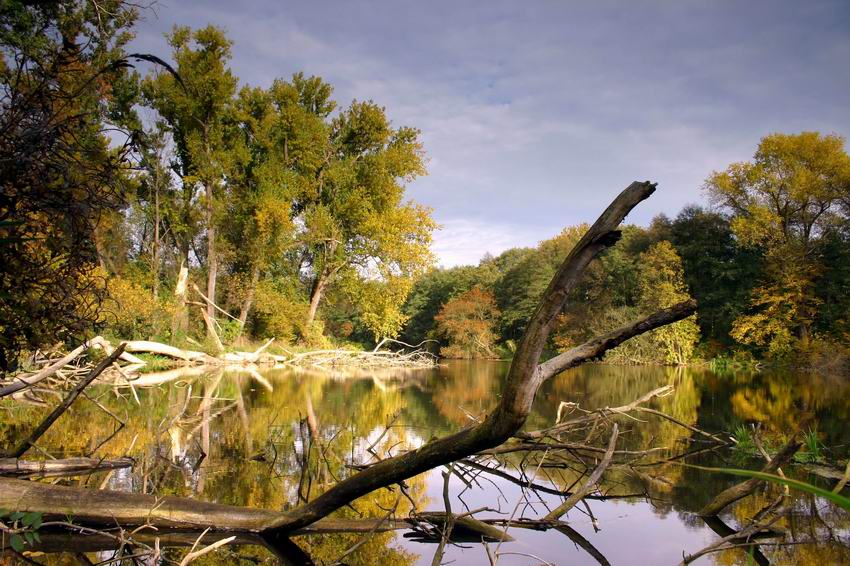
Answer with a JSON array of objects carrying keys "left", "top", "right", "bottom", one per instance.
[
  {"left": 431, "top": 218, "right": 555, "bottom": 268},
  {"left": 132, "top": 0, "right": 850, "bottom": 267}
]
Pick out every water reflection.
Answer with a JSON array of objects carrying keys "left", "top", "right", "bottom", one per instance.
[{"left": 1, "top": 361, "right": 849, "bottom": 564}]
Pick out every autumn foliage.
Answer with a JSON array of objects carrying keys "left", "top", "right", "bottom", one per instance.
[{"left": 434, "top": 287, "right": 501, "bottom": 359}]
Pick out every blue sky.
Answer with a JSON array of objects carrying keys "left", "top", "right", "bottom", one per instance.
[{"left": 132, "top": 1, "right": 850, "bottom": 266}]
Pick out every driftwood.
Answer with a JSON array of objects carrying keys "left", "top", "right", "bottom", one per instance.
[
  {"left": 543, "top": 424, "right": 619, "bottom": 520},
  {"left": 0, "top": 182, "right": 697, "bottom": 542},
  {"left": 0, "top": 337, "right": 139, "bottom": 398},
  {"left": 2, "top": 344, "right": 126, "bottom": 458},
  {"left": 698, "top": 436, "right": 802, "bottom": 517},
  {"left": 0, "top": 457, "right": 133, "bottom": 478}
]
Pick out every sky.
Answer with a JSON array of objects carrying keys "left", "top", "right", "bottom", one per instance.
[{"left": 131, "top": 0, "right": 850, "bottom": 267}]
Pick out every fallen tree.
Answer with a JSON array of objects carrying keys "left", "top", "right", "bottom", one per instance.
[{"left": 0, "top": 181, "right": 697, "bottom": 540}]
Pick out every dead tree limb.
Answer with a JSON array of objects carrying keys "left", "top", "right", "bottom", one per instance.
[
  {"left": 698, "top": 437, "right": 801, "bottom": 517},
  {"left": 3, "top": 344, "right": 126, "bottom": 458},
  {"left": 543, "top": 424, "right": 618, "bottom": 521},
  {"left": 0, "top": 457, "right": 133, "bottom": 479},
  {"left": 0, "top": 341, "right": 91, "bottom": 398}
]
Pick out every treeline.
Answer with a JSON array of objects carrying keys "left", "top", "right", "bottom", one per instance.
[
  {"left": 403, "top": 132, "right": 850, "bottom": 366},
  {"left": 2, "top": 3, "right": 849, "bottom": 371},
  {"left": 1, "top": 1, "right": 434, "bottom": 369}
]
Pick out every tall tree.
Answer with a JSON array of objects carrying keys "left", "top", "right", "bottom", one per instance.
[
  {"left": 663, "top": 206, "right": 762, "bottom": 349},
  {"left": 0, "top": 0, "right": 141, "bottom": 370},
  {"left": 706, "top": 132, "right": 850, "bottom": 353},
  {"left": 301, "top": 99, "right": 435, "bottom": 328},
  {"left": 142, "top": 25, "right": 238, "bottom": 330},
  {"left": 225, "top": 74, "right": 333, "bottom": 332}
]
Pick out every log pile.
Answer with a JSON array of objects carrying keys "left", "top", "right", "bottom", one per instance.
[{"left": 0, "top": 336, "right": 437, "bottom": 399}]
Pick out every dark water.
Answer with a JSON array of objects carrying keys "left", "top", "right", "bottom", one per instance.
[{"left": 3, "top": 361, "right": 850, "bottom": 565}]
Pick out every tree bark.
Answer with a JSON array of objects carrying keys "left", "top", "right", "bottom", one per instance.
[
  {"left": 152, "top": 177, "right": 161, "bottom": 300},
  {"left": 205, "top": 182, "right": 218, "bottom": 333},
  {"left": 306, "top": 271, "right": 328, "bottom": 327},
  {"left": 0, "top": 457, "right": 133, "bottom": 479},
  {"left": 238, "top": 266, "right": 261, "bottom": 335}
]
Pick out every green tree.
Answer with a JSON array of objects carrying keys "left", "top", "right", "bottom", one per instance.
[
  {"left": 142, "top": 25, "right": 239, "bottom": 331},
  {"left": 223, "top": 75, "right": 333, "bottom": 333},
  {"left": 663, "top": 206, "right": 762, "bottom": 350},
  {"left": 706, "top": 132, "right": 850, "bottom": 354},
  {"left": 0, "top": 0, "right": 141, "bottom": 369},
  {"left": 301, "top": 100, "right": 435, "bottom": 330}
]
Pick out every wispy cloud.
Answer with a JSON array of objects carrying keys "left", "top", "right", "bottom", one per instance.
[
  {"left": 431, "top": 218, "right": 555, "bottom": 268},
  {"left": 133, "top": 0, "right": 850, "bottom": 266}
]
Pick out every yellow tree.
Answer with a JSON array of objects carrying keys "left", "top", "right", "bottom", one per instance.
[
  {"left": 301, "top": 101, "right": 435, "bottom": 329},
  {"left": 706, "top": 132, "right": 850, "bottom": 353},
  {"left": 637, "top": 241, "right": 700, "bottom": 364}
]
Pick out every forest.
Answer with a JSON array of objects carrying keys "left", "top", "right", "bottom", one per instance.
[
  {"left": 2, "top": 2, "right": 850, "bottom": 373},
  {"left": 2, "top": 1, "right": 850, "bottom": 565}
]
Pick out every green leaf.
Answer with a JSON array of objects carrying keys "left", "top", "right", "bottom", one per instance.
[
  {"left": 9, "top": 534, "right": 24, "bottom": 552},
  {"left": 9, "top": 511, "right": 24, "bottom": 522},
  {"left": 32, "top": 531, "right": 41, "bottom": 543},
  {"left": 24, "top": 531, "right": 33, "bottom": 544},
  {"left": 0, "top": 508, "right": 8, "bottom": 518},
  {"left": 22, "top": 512, "right": 41, "bottom": 528}
]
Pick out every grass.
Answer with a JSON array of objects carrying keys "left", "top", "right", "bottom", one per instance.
[
  {"left": 133, "top": 352, "right": 180, "bottom": 372},
  {"left": 731, "top": 425, "right": 824, "bottom": 464}
]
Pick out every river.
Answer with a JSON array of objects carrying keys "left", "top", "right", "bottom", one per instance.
[{"left": 3, "top": 360, "right": 849, "bottom": 565}]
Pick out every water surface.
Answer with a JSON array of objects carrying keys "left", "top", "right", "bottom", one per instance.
[{"left": 3, "top": 361, "right": 849, "bottom": 565}]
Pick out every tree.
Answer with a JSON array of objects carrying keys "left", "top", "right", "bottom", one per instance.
[
  {"left": 706, "top": 132, "right": 850, "bottom": 353},
  {"left": 400, "top": 263, "right": 496, "bottom": 347},
  {"left": 636, "top": 241, "right": 700, "bottom": 364},
  {"left": 142, "top": 25, "right": 239, "bottom": 331},
  {"left": 494, "top": 227, "right": 588, "bottom": 341},
  {"left": 0, "top": 0, "right": 141, "bottom": 370},
  {"left": 434, "top": 286, "right": 501, "bottom": 358},
  {"left": 300, "top": 100, "right": 435, "bottom": 329},
  {"left": 663, "top": 206, "right": 762, "bottom": 350}
]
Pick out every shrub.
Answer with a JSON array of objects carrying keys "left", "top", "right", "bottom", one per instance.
[{"left": 104, "top": 276, "right": 175, "bottom": 340}]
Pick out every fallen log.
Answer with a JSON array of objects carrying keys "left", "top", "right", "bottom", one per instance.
[
  {"left": 123, "top": 340, "right": 208, "bottom": 362},
  {"left": 0, "top": 457, "right": 133, "bottom": 478}
]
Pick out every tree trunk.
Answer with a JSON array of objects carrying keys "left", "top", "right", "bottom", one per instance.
[
  {"left": 205, "top": 182, "right": 218, "bottom": 334},
  {"left": 306, "top": 272, "right": 328, "bottom": 327},
  {"left": 237, "top": 266, "right": 261, "bottom": 336},
  {"left": 172, "top": 262, "right": 189, "bottom": 336},
  {"left": 152, "top": 180, "right": 161, "bottom": 300}
]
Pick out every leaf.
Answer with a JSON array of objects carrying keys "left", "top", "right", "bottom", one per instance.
[
  {"left": 0, "top": 508, "right": 7, "bottom": 518},
  {"left": 32, "top": 531, "right": 40, "bottom": 543},
  {"left": 9, "top": 511, "right": 24, "bottom": 522},
  {"left": 9, "top": 534, "right": 24, "bottom": 553},
  {"left": 22, "top": 512, "right": 41, "bottom": 528},
  {"left": 23, "top": 532, "right": 33, "bottom": 545}
]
